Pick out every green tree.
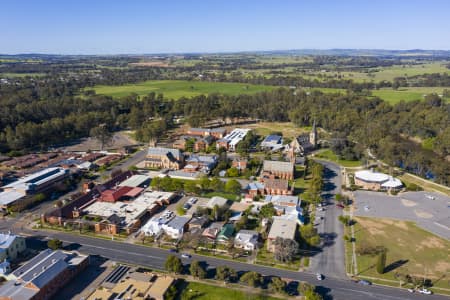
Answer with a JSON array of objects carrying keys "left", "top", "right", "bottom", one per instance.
[
  {"left": 189, "top": 260, "right": 207, "bottom": 279},
  {"left": 376, "top": 249, "right": 387, "bottom": 274},
  {"left": 184, "top": 181, "right": 200, "bottom": 195},
  {"left": 165, "top": 255, "right": 183, "bottom": 274},
  {"left": 47, "top": 238, "right": 63, "bottom": 250},
  {"left": 90, "top": 124, "right": 113, "bottom": 150},
  {"left": 269, "top": 276, "right": 287, "bottom": 294},
  {"left": 215, "top": 266, "right": 236, "bottom": 282},
  {"left": 226, "top": 167, "right": 239, "bottom": 177},
  {"left": 240, "top": 271, "right": 262, "bottom": 287},
  {"left": 260, "top": 202, "right": 276, "bottom": 218},
  {"left": 224, "top": 179, "right": 241, "bottom": 194}
]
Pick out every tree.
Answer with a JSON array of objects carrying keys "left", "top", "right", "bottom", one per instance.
[
  {"left": 224, "top": 179, "right": 241, "bottom": 194},
  {"left": 189, "top": 260, "right": 207, "bottom": 279},
  {"left": 47, "top": 238, "right": 63, "bottom": 250},
  {"left": 210, "top": 177, "right": 224, "bottom": 192},
  {"left": 184, "top": 181, "right": 200, "bottom": 195},
  {"left": 90, "top": 123, "right": 113, "bottom": 150},
  {"left": 376, "top": 249, "right": 387, "bottom": 274},
  {"left": 269, "top": 277, "right": 287, "bottom": 294},
  {"left": 176, "top": 203, "right": 186, "bottom": 216},
  {"left": 240, "top": 271, "right": 262, "bottom": 287},
  {"left": 226, "top": 167, "right": 239, "bottom": 177},
  {"left": 298, "top": 281, "right": 315, "bottom": 295},
  {"left": 273, "top": 237, "right": 298, "bottom": 262},
  {"left": 215, "top": 266, "right": 236, "bottom": 282},
  {"left": 260, "top": 202, "right": 276, "bottom": 218},
  {"left": 165, "top": 255, "right": 183, "bottom": 274},
  {"left": 165, "top": 285, "right": 178, "bottom": 300},
  {"left": 304, "top": 289, "right": 323, "bottom": 300}
]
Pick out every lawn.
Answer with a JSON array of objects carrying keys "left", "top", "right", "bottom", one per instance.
[
  {"left": 255, "top": 242, "right": 302, "bottom": 271},
  {"left": 351, "top": 217, "right": 450, "bottom": 290},
  {"left": 89, "top": 80, "right": 275, "bottom": 99},
  {"left": 399, "top": 173, "right": 450, "bottom": 197},
  {"left": 314, "top": 149, "right": 362, "bottom": 168},
  {"left": 180, "top": 282, "right": 282, "bottom": 300},
  {"left": 371, "top": 87, "right": 450, "bottom": 104}
]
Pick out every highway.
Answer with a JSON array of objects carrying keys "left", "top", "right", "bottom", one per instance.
[{"left": 19, "top": 228, "right": 448, "bottom": 300}]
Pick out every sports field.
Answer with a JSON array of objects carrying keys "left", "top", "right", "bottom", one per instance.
[{"left": 90, "top": 80, "right": 275, "bottom": 99}]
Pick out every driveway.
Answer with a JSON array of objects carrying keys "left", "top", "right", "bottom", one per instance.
[
  {"left": 353, "top": 191, "right": 450, "bottom": 240},
  {"left": 309, "top": 160, "right": 347, "bottom": 278}
]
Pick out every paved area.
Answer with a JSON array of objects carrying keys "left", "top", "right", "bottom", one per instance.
[
  {"left": 353, "top": 191, "right": 450, "bottom": 240},
  {"left": 309, "top": 160, "right": 346, "bottom": 278}
]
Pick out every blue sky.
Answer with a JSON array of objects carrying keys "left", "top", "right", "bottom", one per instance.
[{"left": 1, "top": 0, "right": 449, "bottom": 54}]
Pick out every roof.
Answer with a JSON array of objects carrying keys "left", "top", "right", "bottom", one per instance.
[
  {"left": 247, "top": 182, "right": 265, "bottom": 190},
  {"left": 3, "top": 167, "right": 68, "bottom": 192},
  {"left": 265, "top": 195, "right": 299, "bottom": 207},
  {"left": 0, "top": 280, "right": 38, "bottom": 299},
  {"left": 235, "top": 230, "right": 258, "bottom": 243},
  {"left": 124, "top": 187, "right": 145, "bottom": 198},
  {"left": 206, "top": 196, "right": 228, "bottom": 208},
  {"left": 147, "top": 147, "right": 181, "bottom": 159},
  {"left": 148, "top": 276, "right": 175, "bottom": 299},
  {"left": 381, "top": 177, "right": 403, "bottom": 188},
  {"left": 263, "top": 178, "right": 289, "bottom": 190},
  {"left": 167, "top": 170, "right": 202, "bottom": 180},
  {"left": 189, "top": 216, "right": 209, "bottom": 226},
  {"left": 268, "top": 217, "right": 297, "bottom": 240},
  {"left": 221, "top": 128, "right": 251, "bottom": 147},
  {"left": 118, "top": 174, "right": 151, "bottom": 188},
  {"left": 186, "top": 154, "right": 218, "bottom": 165},
  {"left": 0, "top": 233, "right": 22, "bottom": 250},
  {"left": 263, "top": 160, "right": 294, "bottom": 173},
  {"left": 261, "top": 135, "right": 282, "bottom": 144},
  {"left": 166, "top": 216, "right": 191, "bottom": 230},
  {"left": 217, "top": 223, "right": 234, "bottom": 240},
  {"left": 0, "top": 190, "right": 24, "bottom": 206}
]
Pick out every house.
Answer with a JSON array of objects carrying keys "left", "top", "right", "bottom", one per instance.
[
  {"left": 187, "top": 216, "right": 209, "bottom": 231},
  {"left": 262, "top": 160, "right": 295, "bottom": 180},
  {"left": 0, "top": 249, "right": 88, "bottom": 300},
  {"left": 354, "top": 170, "right": 403, "bottom": 191},
  {"left": 206, "top": 196, "right": 229, "bottom": 209},
  {"left": 216, "top": 128, "right": 251, "bottom": 151},
  {"left": 264, "top": 195, "right": 304, "bottom": 225},
  {"left": 261, "top": 135, "right": 283, "bottom": 151},
  {"left": 267, "top": 218, "right": 298, "bottom": 252},
  {"left": 232, "top": 158, "right": 248, "bottom": 171},
  {"left": 290, "top": 122, "right": 317, "bottom": 155},
  {"left": 234, "top": 230, "right": 259, "bottom": 251},
  {"left": 185, "top": 154, "right": 218, "bottom": 174},
  {"left": 162, "top": 216, "right": 191, "bottom": 239},
  {"left": 194, "top": 136, "right": 214, "bottom": 152},
  {"left": 246, "top": 182, "right": 265, "bottom": 198},
  {"left": 216, "top": 223, "right": 234, "bottom": 243},
  {"left": 0, "top": 233, "right": 26, "bottom": 262},
  {"left": 201, "top": 222, "right": 224, "bottom": 240},
  {"left": 145, "top": 147, "right": 184, "bottom": 170}
]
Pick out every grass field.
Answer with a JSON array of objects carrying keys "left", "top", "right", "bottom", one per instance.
[
  {"left": 399, "top": 173, "right": 450, "bottom": 196},
  {"left": 371, "top": 87, "right": 450, "bottom": 104},
  {"left": 180, "top": 282, "right": 282, "bottom": 300},
  {"left": 0, "top": 72, "right": 45, "bottom": 78},
  {"left": 90, "top": 80, "right": 275, "bottom": 99},
  {"left": 314, "top": 149, "right": 362, "bottom": 167},
  {"left": 350, "top": 217, "right": 450, "bottom": 290}
]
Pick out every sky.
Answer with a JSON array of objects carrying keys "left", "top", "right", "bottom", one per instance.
[{"left": 1, "top": 0, "right": 449, "bottom": 54}]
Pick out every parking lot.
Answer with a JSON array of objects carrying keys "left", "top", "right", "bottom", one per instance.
[
  {"left": 166, "top": 196, "right": 210, "bottom": 216},
  {"left": 353, "top": 191, "right": 450, "bottom": 240}
]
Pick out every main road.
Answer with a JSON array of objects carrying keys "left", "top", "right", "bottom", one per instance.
[{"left": 18, "top": 228, "right": 447, "bottom": 300}]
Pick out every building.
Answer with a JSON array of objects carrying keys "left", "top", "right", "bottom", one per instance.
[
  {"left": 262, "top": 160, "right": 295, "bottom": 180},
  {"left": 206, "top": 196, "right": 229, "bottom": 209},
  {"left": 0, "top": 233, "right": 26, "bottom": 262},
  {"left": 354, "top": 170, "right": 403, "bottom": 191},
  {"left": 264, "top": 195, "right": 304, "bottom": 225},
  {"left": 262, "top": 178, "right": 292, "bottom": 195},
  {"left": 217, "top": 223, "right": 234, "bottom": 243},
  {"left": 184, "top": 154, "right": 218, "bottom": 174},
  {"left": 187, "top": 216, "right": 209, "bottom": 231},
  {"left": 216, "top": 128, "right": 251, "bottom": 151},
  {"left": 201, "top": 222, "right": 224, "bottom": 240},
  {"left": 267, "top": 217, "right": 298, "bottom": 252},
  {"left": 162, "top": 216, "right": 191, "bottom": 239},
  {"left": 145, "top": 147, "right": 184, "bottom": 170},
  {"left": 118, "top": 174, "right": 151, "bottom": 188},
  {"left": 232, "top": 158, "right": 248, "bottom": 171},
  {"left": 0, "top": 249, "right": 88, "bottom": 300},
  {"left": 234, "top": 230, "right": 259, "bottom": 251},
  {"left": 141, "top": 210, "right": 175, "bottom": 236},
  {"left": 290, "top": 122, "right": 317, "bottom": 155},
  {"left": 0, "top": 167, "right": 69, "bottom": 208},
  {"left": 194, "top": 136, "right": 214, "bottom": 152},
  {"left": 187, "top": 127, "right": 226, "bottom": 139},
  {"left": 147, "top": 275, "right": 175, "bottom": 300},
  {"left": 260, "top": 135, "right": 283, "bottom": 151}
]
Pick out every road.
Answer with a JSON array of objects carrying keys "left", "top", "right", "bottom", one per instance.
[
  {"left": 18, "top": 229, "right": 448, "bottom": 300},
  {"left": 309, "top": 160, "right": 346, "bottom": 278}
]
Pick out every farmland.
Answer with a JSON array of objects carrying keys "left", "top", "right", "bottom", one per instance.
[{"left": 89, "top": 80, "right": 275, "bottom": 99}]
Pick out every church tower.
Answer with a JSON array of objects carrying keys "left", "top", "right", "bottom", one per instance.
[{"left": 309, "top": 119, "right": 317, "bottom": 147}]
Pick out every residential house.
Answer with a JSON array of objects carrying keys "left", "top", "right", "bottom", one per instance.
[
  {"left": 216, "top": 223, "right": 234, "bottom": 243},
  {"left": 162, "top": 216, "right": 191, "bottom": 239},
  {"left": 201, "top": 222, "right": 224, "bottom": 240},
  {"left": 232, "top": 158, "right": 248, "bottom": 171},
  {"left": 187, "top": 127, "right": 226, "bottom": 139},
  {"left": 267, "top": 218, "right": 298, "bottom": 252},
  {"left": 187, "top": 216, "right": 209, "bottom": 232},
  {"left": 184, "top": 154, "right": 218, "bottom": 174},
  {"left": 234, "top": 230, "right": 259, "bottom": 251},
  {"left": 0, "top": 233, "right": 26, "bottom": 262},
  {"left": 145, "top": 147, "right": 184, "bottom": 170},
  {"left": 262, "top": 160, "right": 295, "bottom": 180}
]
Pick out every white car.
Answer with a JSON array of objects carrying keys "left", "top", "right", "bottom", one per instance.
[
  {"left": 418, "top": 288, "right": 432, "bottom": 295},
  {"left": 316, "top": 273, "right": 324, "bottom": 280},
  {"left": 181, "top": 253, "right": 191, "bottom": 259},
  {"left": 364, "top": 205, "right": 370, "bottom": 211}
]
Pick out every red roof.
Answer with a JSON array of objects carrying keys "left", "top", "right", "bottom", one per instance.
[
  {"left": 124, "top": 187, "right": 144, "bottom": 198},
  {"left": 100, "top": 186, "right": 132, "bottom": 202}
]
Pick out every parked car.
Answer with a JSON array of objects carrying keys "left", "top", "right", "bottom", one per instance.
[
  {"left": 188, "top": 197, "right": 198, "bottom": 204},
  {"left": 183, "top": 203, "right": 192, "bottom": 210},
  {"left": 357, "top": 280, "right": 372, "bottom": 286},
  {"left": 169, "top": 248, "right": 178, "bottom": 253},
  {"left": 316, "top": 273, "right": 324, "bottom": 280},
  {"left": 336, "top": 203, "right": 345, "bottom": 209},
  {"left": 407, "top": 288, "right": 415, "bottom": 293},
  {"left": 418, "top": 288, "right": 432, "bottom": 295},
  {"left": 181, "top": 253, "right": 191, "bottom": 259}
]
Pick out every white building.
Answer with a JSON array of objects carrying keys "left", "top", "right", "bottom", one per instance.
[
  {"left": 206, "top": 196, "right": 228, "bottom": 209},
  {"left": 162, "top": 216, "right": 191, "bottom": 239},
  {"left": 234, "top": 230, "right": 259, "bottom": 251},
  {"left": 354, "top": 170, "right": 403, "bottom": 191},
  {"left": 217, "top": 128, "right": 251, "bottom": 151},
  {"left": 0, "top": 233, "right": 26, "bottom": 261},
  {"left": 141, "top": 211, "right": 175, "bottom": 236}
]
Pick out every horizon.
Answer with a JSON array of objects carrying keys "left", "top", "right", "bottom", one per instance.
[{"left": 1, "top": 0, "right": 450, "bottom": 54}]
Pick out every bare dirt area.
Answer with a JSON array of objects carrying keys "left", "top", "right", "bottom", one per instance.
[{"left": 59, "top": 131, "right": 140, "bottom": 152}]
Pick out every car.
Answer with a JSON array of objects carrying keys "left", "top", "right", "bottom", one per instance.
[
  {"left": 357, "top": 280, "right": 372, "bottom": 286},
  {"left": 407, "top": 288, "right": 415, "bottom": 293},
  {"left": 169, "top": 248, "right": 178, "bottom": 253},
  {"left": 181, "top": 253, "right": 191, "bottom": 259},
  {"left": 364, "top": 205, "right": 370, "bottom": 211},
  {"left": 336, "top": 203, "right": 345, "bottom": 209},
  {"left": 183, "top": 203, "right": 192, "bottom": 210},
  {"left": 317, "top": 207, "right": 324, "bottom": 211},
  {"left": 316, "top": 273, "right": 324, "bottom": 280},
  {"left": 418, "top": 288, "right": 432, "bottom": 295},
  {"left": 188, "top": 197, "right": 198, "bottom": 204}
]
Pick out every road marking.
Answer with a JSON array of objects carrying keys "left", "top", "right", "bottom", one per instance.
[{"left": 335, "top": 287, "right": 411, "bottom": 300}]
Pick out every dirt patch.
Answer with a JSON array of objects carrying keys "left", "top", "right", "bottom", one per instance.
[
  {"left": 420, "top": 236, "right": 446, "bottom": 249},
  {"left": 435, "top": 261, "right": 450, "bottom": 273},
  {"left": 355, "top": 217, "right": 387, "bottom": 236},
  {"left": 59, "top": 131, "right": 139, "bottom": 152},
  {"left": 414, "top": 209, "right": 433, "bottom": 219},
  {"left": 401, "top": 198, "right": 417, "bottom": 207}
]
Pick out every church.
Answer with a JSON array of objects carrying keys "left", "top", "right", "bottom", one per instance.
[{"left": 290, "top": 120, "right": 317, "bottom": 156}]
